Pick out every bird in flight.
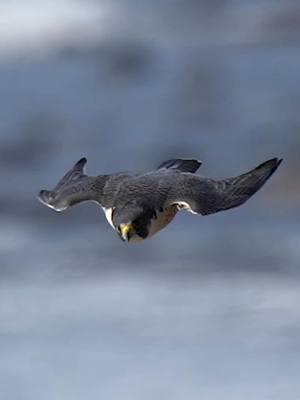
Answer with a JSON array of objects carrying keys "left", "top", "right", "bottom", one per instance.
[{"left": 38, "top": 157, "right": 282, "bottom": 243}]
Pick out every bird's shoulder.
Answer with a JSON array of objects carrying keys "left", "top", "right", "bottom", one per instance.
[
  {"left": 99, "top": 172, "right": 135, "bottom": 207},
  {"left": 111, "top": 170, "right": 185, "bottom": 211},
  {"left": 118, "top": 169, "right": 181, "bottom": 190},
  {"left": 102, "top": 169, "right": 192, "bottom": 210}
]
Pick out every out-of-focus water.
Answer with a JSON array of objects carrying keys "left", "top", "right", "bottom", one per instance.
[
  {"left": 1, "top": 273, "right": 300, "bottom": 400},
  {"left": 0, "top": 1, "right": 300, "bottom": 399}
]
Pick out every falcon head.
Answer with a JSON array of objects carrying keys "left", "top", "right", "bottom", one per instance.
[{"left": 112, "top": 205, "right": 154, "bottom": 243}]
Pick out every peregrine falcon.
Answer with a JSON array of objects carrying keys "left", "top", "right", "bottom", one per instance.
[{"left": 38, "top": 157, "right": 282, "bottom": 243}]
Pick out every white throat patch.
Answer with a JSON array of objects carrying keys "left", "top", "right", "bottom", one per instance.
[{"left": 102, "top": 207, "right": 115, "bottom": 229}]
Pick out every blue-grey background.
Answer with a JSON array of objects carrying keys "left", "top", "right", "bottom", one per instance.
[{"left": 0, "top": 1, "right": 299, "bottom": 399}]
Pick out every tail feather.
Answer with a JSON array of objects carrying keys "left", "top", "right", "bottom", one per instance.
[{"left": 158, "top": 158, "right": 202, "bottom": 173}]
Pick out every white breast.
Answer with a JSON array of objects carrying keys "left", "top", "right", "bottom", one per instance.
[
  {"left": 148, "top": 205, "right": 178, "bottom": 238},
  {"left": 101, "top": 205, "right": 178, "bottom": 241},
  {"left": 102, "top": 207, "right": 115, "bottom": 229}
]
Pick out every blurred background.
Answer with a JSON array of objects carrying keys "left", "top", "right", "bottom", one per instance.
[{"left": 0, "top": 1, "right": 299, "bottom": 399}]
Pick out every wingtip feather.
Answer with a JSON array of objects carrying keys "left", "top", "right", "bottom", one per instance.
[{"left": 256, "top": 157, "right": 283, "bottom": 172}]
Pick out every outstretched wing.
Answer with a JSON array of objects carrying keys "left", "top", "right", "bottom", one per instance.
[
  {"left": 38, "top": 158, "right": 131, "bottom": 211},
  {"left": 165, "top": 158, "right": 282, "bottom": 216}
]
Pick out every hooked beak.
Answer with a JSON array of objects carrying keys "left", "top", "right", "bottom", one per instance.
[{"left": 119, "top": 223, "right": 134, "bottom": 242}]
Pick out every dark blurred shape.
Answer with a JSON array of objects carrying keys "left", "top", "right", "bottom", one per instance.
[
  {"left": 0, "top": 114, "right": 58, "bottom": 168},
  {"left": 60, "top": 39, "right": 156, "bottom": 82}
]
